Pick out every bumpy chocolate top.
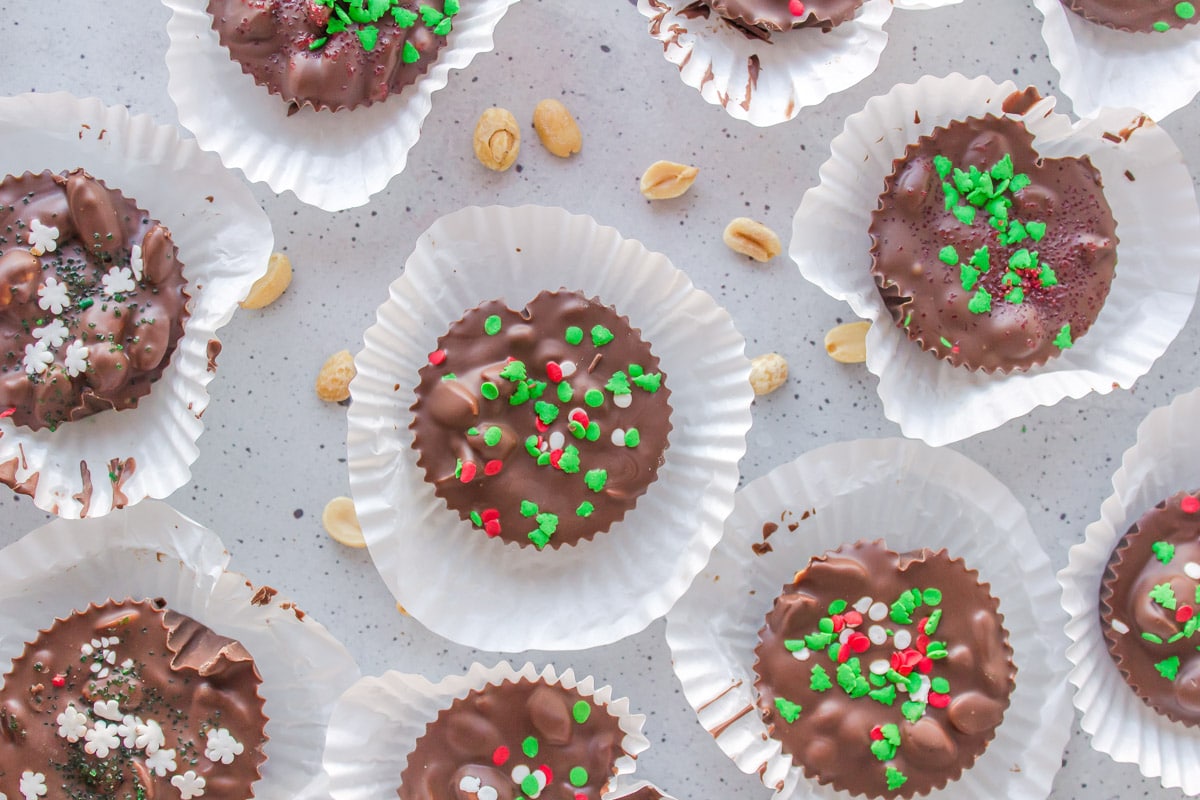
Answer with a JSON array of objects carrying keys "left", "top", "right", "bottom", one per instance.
[
  {"left": 398, "top": 679, "right": 625, "bottom": 800},
  {"left": 208, "top": 0, "right": 456, "bottom": 112},
  {"left": 410, "top": 291, "right": 671, "bottom": 550},
  {"left": 1061, "top": 0, "right": 1199, "bottom": 32},
  {"left": 0, "top": 171, "right": 189, "bottom": 431},
  {"left": 0, "top": 599, "right": 267, "bottom": 800},
  {"left": 1102, "top": 489, "right": 1200, "bottom": 726},
  {"left": 869, "top": 115, "right": 1118, "bottom": 373},
  {"left": 753, "top": 542, "right": 1015, "bottom": 798},
  {"left": 706, "top": 0, "right": 863, "bottom": 32}
]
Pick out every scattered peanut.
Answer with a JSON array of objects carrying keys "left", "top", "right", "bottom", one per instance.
[
  {"left": 824, "top": 321, "right": 870, "bottom": 364},
  {"left": 749, "top": 352, "right": 788, "bottom": 396},
  {"left": 639, "top": 160, "right": 699, "bottom": 200},
  {"left": 396, "top": 603, "right": 409, "bottom": 616},
  {"left": 315, "top": 349, "right": 356, "bottom": 402},
  {"left": 322, "top": 496, "right": 365, "bottom": 548},
  {"left": 723, "top": 217, "right": 782, "bottom": 262},
  {"left": 532, "top": 99, "right": 582, "bottom": 158},
  {"left": 473, "top": 107, "right": 521, "bottom": 171},
  {"left": 239, "top": 252, "right": 293, "bottom": 309}
]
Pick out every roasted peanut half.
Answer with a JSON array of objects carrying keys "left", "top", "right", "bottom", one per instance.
[
  {"left": 824, "top": 321, "right": 870, "bottom": 364},
  {"left": 532, "top": 99, "right": 582, "bottom": 158},
  {"left": 723, "top": 217, "right": 782, "bottom": 262},
  {"left": 322, "top": 496, "right": 366, "bottom": 548},
  {"left": 640, "top": 160, "right": 699, "bottom": 200},
  {"left": 749, "top": 352, "right": 788, "bottom": 396},
  {"left": 239, "top": 252, "right": 292, "bottom": 309},
  {"left": 473, "top": 107, "right": 520, "bottom": 171},
  {"left": 316, "top": 349, "right": 356, "bottom": 402}
]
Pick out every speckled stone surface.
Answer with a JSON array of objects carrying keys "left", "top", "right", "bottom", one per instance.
[{"left": 1, "top": 2, "right": 1198, "bottom": 798}]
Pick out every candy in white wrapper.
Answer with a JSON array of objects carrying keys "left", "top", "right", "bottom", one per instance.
[
  {"left": 347, "top": 205, "right": 752, "bottom": 652},
  {"left": 792, "top": 73, "right": 1200, "bottom": 446},
  {"left": 324, "top": 662, "right": 649, "bottom": 800},
  {"left": 162, "top": 0, "right": 519, "bottom": 211},
  {"left": 0, "top": 92, "right": 272, "bottom": 518},
  {"left": 1033, "top": 0, "right": 1200, "bottom": 122},
  {"left": 0, "top": 501, "right": 361, "bottom": 800},
  {"left": 1062, "top": 386, "right": 1200, "bottom": 794},
  {"left": 666, "top": 437, "right": 1070, "bottom": 800}
]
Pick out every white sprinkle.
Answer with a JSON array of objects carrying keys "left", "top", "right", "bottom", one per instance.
[
  {"left": 511, "top": 765, "right": 530, "bottom": 784},
  {"left": 121, "top": 658, "right": 133, "bottom": 669},
  {"left": 534, "top": 769, "right": 548, "bottom": 790},
  {"left": 96, "top": 668, "right": 109, "bottom": 680},
  {"left": 614, "top": 393, "right": 632, "bottom": 409},
  {"left": 458, "top": 776, "right": 482, "bottom": 793},
  {"left": 839, "top": 628, "right": 853, "bottom": 645},
  {"left": 911, "top": 674, "right": 931, "bottom": 703},
  {"left": 869, "top": 659, "right": 890, "bottom": 675},
  {"left": 854, "top": 596, "right": 873, "bottom": 614},
  {"left": 611, "top": 428, "right": 626, "bottom": 446},
  {"left": 559, "top": 361, "right": 576, "bottom": 378},
  {"left": 1185, "top": 562, "right": 1200, "bottom": 581},
  {"left": 893, "top": 629, "right": 912, "bottom": 649},
  {"left": 478, "top": 788, "right": 498, "bottom": 800},
  {"left": 790, "top": 647, "right": 811, "bottom": 662},
  {"left": 80, "top": 643, "right": 93, "bottom": 656},
  {"left": 105, "top": 651, "right": 116, "bottom": 665},
  {"left": 89, "top": 662, "right": 102, "bottom": 674},
  {"left": 1111, "top": 619, "right": 1130, "bottom": 635},
  {"left": 868, "top": 602, "right": 888, "bottom": 621},
  {"left": 548, "top": 431, "right": 565, "bottom": 451},
  {"left": 90, "top": 639, "right": 102, "bottom": 649},
  {"left": 868, "top": 625, "right": 887, "bottom": 645}
]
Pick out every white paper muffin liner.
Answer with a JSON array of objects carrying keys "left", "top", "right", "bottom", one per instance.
[
  {"left": 1033, "top": 0, "right": 1200, "bottom": 122},
  {"left": 163, "top": 0, "right": 519, "bottom": 211},
  {"left": 325, "top": 662, "right": 650, "bottom": 800},
  {"left": 0, "top": 92, "right": 272, "bottom": 518},
  {"left": 347, "top": 205, "right": 752, "bottom": 652},
  {"left": 665, "top": 437, "right": 1071, "bottom": 800},
  {"left": 792, "top": 73, "right": 1200, "bottom": 446},
  {"left": 0, "top": 500, "right": 361, "bottom": 800},
  {"left": 1060, "top": 386, "right": 1200, "bottom": 794}
]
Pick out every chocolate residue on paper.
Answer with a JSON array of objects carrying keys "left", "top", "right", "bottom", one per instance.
[
  {"left": 250, "top": 585, "right": 278, "bottom": 606},
  {"left": 1001, "top": 86, "right": 1042, "bottom": 115},
  {"left": 107, "top": 456, "right": 136, "bottom": 509},
  {"left": 73, "top": 459, "right": 94, "bottom": 518},
  {"left": 207, "top": 339, "right": 222, "bottom": 372}
]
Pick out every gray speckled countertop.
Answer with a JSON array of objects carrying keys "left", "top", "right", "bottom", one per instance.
[{"left": 2, "top": 1, "right": 1199, "bottom": 798}]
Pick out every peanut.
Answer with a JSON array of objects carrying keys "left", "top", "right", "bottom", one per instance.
[
  {"left": 532, "top": 99, "right": 582, "bottom": 158},
  {"left": 824, "top": 321, "right": 870, "bottom": 364},
  {"left": 473, "top": 107, "right": 520, "bottom": 171},
  {"left": 749, "top": 352, "right": 788, "bottom": 396},
  {"left": 315, "top": 349, "right": 356, "bottom": 402},
  {"left": 723, "top": 217, "right": 782, "bottom": 262},
  {"left": 322, "top": 496, "right": 366, "bottom": 548},
  {"left": 639, "top": 160, "right": 699, "bottom": 200},
  {"left": 239, "top": 251, "right": 292, "bottom": 309}
]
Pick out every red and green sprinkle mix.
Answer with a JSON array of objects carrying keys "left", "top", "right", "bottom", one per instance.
[{"left": 308, "top": 0, "right": 460, "bottom": 57}]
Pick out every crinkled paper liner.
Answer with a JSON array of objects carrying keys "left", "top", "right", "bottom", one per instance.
[
  {"left": 163, "top": 0, "right": 519, "bottom": 211},
  {"left": 792, "top": 73, "right": 1200, "bottom": 447},
  {"left": 1033, "top": 0, "right": 1200, "bottom": 122},
  {"left": 0, "top": 501, "right": 361, "bottom": 800},
  {"left": 1061, "top": 386, "right": 1200, "bottom": 794},
  {"left": 347, "top": 205, "right": 752, "bottom": 652},
  {"left": 665, "top": 437, "right": 1070, "bottom": 800},
  {"left": 324, "top": 662, "right": 650, "bottom": 800},
  {"left": 0, "top": 92, "right": 272, "bottom": 518}
]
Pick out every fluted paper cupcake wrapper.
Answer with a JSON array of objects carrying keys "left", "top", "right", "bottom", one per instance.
[
  {"left": 324, "top": 662, "right": 650, "bottom": 800},
  {"left": 0, "top": 501, "right": 361, "bottom": 800},
  {"left": 162, "top": 0, "right": 519, "bottom": 211},
  {"left": 0, "top": 92, "right": 272, "bottom": 517},
  {"left": 792, "top": 73, "right": 1200, "bottom": 446},
  {"left": 665, "top": 437, "right": 1070, "bottom": 800},
  {"left": 1032, "top": 0, "right": 1200, "bottom": 122},
  {"left": 1060, "top": 386, "right": 1200, "bottom": 794},
  {"left": 347, "top": 204, "right": 753, "bottom": 652}
]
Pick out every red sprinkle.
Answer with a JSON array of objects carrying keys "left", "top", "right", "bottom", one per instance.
[
  {"left": 849, "top": 632, "right": 871, "bottom": 654},
  {"left": 831, "top": 614, "right": 845, "bottom": 633},
  {"left": 550, "top": 449, "right": 564, "bottom": 468},
  {"left": 902, "top": 649, "right": 922, "bottom": 668},
  {"left": 1183, "top": 495, "right": 1200, "bottom": 514},
  {"left": 890, "top": 652, "right": 905, "bottom": 672},
  {"left": 538, "top": 765, "right": 553, "bottom": 782},
  {"left": 569, "top": 409, "right": 589, "bottom": 427},
  {"left": 915, "top": 633, "right": 930, "bottom": 653},
  {"left": 459, "top": 462, "right": 477, "bottom": 482},
  {"left": 788, "top": 0, "right": 805, "bottom": 15},
  {"left": 480, "top": 508, "right": 500, "bottom": 523},
  {"left": 492, "top": 745, "right": 510, "bottom": 765},
  {"left": 575, "top": 795, "right": 588, "bottom": 800},
  {"left": 1177, "top": 605, "right": 1195, "bottom": 623},
  {"left": 483, "top": 519, "right": 502, "bottom": 537},
  {"left": 869, "top": 725, "right": 884, "bottom": 741},
  {"left": 484, "top": 460, "right": 504, "bottom": 476},
  {"left": 927, "top": 692, "right": 950, "bottom": 709},
  {"left": 535, "top": 418, "right": 549, "bottom": 433},
  {"left": 837, "top": 643, "right": 852, "bottom": 663},
  {"left": 917, "top": 657, "right": 934, "bottom": 675},
  {"left": 51, "top": 674, "right": 66, "bottom": 688},
  {"left": 428, "top": 349, "right": 446, "bottom": 366},
  {"left": 0, "top": 407, "right": 14, "bottom": 419},
  {"left": 843, "top": 610, "right": 863, "bottom": 628},
  {"left": 546, "top": 362, "right": 563, "bottom": 383}
]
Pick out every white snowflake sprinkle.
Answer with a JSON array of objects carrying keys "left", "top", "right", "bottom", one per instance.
[
  {"left": 55, "top": 704, "right": 88, "bottom": 742},
  {"left": 22, "top": 341, "right": 53, "bottom": 376},
  {"left": 32, "top": 319, "right": 69, "bottom": 349},
  {"left": 146, "top": 747, "right": 177, "bottom": 777},
  {"left": 117, "top": 715, "right": 141, "bottom": 748},
  {"left": 203, "top": 727, "right": 244, "bottom": 765},
  {"left": 135, "top": 718, "right": 166, "bottom": 754},
  {"left": 93, "top": 699, "right": 123, "bottom": 721},
  {"left": 101, "top": 266, "right": 136, "bottom": 298},
  {"left": 129, "top": 243, "right": 144, "bottom": 280},
  {"left": 18, "top": 771, "right": 46, "bottom": 800},
  {"left": 26, "top": 219, "right": 59, "bottom": 257},
  {"left": 37, "top": 276, "right": 70, "bottom": 315},
  {"left": 171, "top": 770, "right": 206, "bottom": 800},
  {"left": 84, "top": 720, "right": 120, "bottom": 758},
  {"left": 64, "top": 339, "right": 90, "bottom": 378}
]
